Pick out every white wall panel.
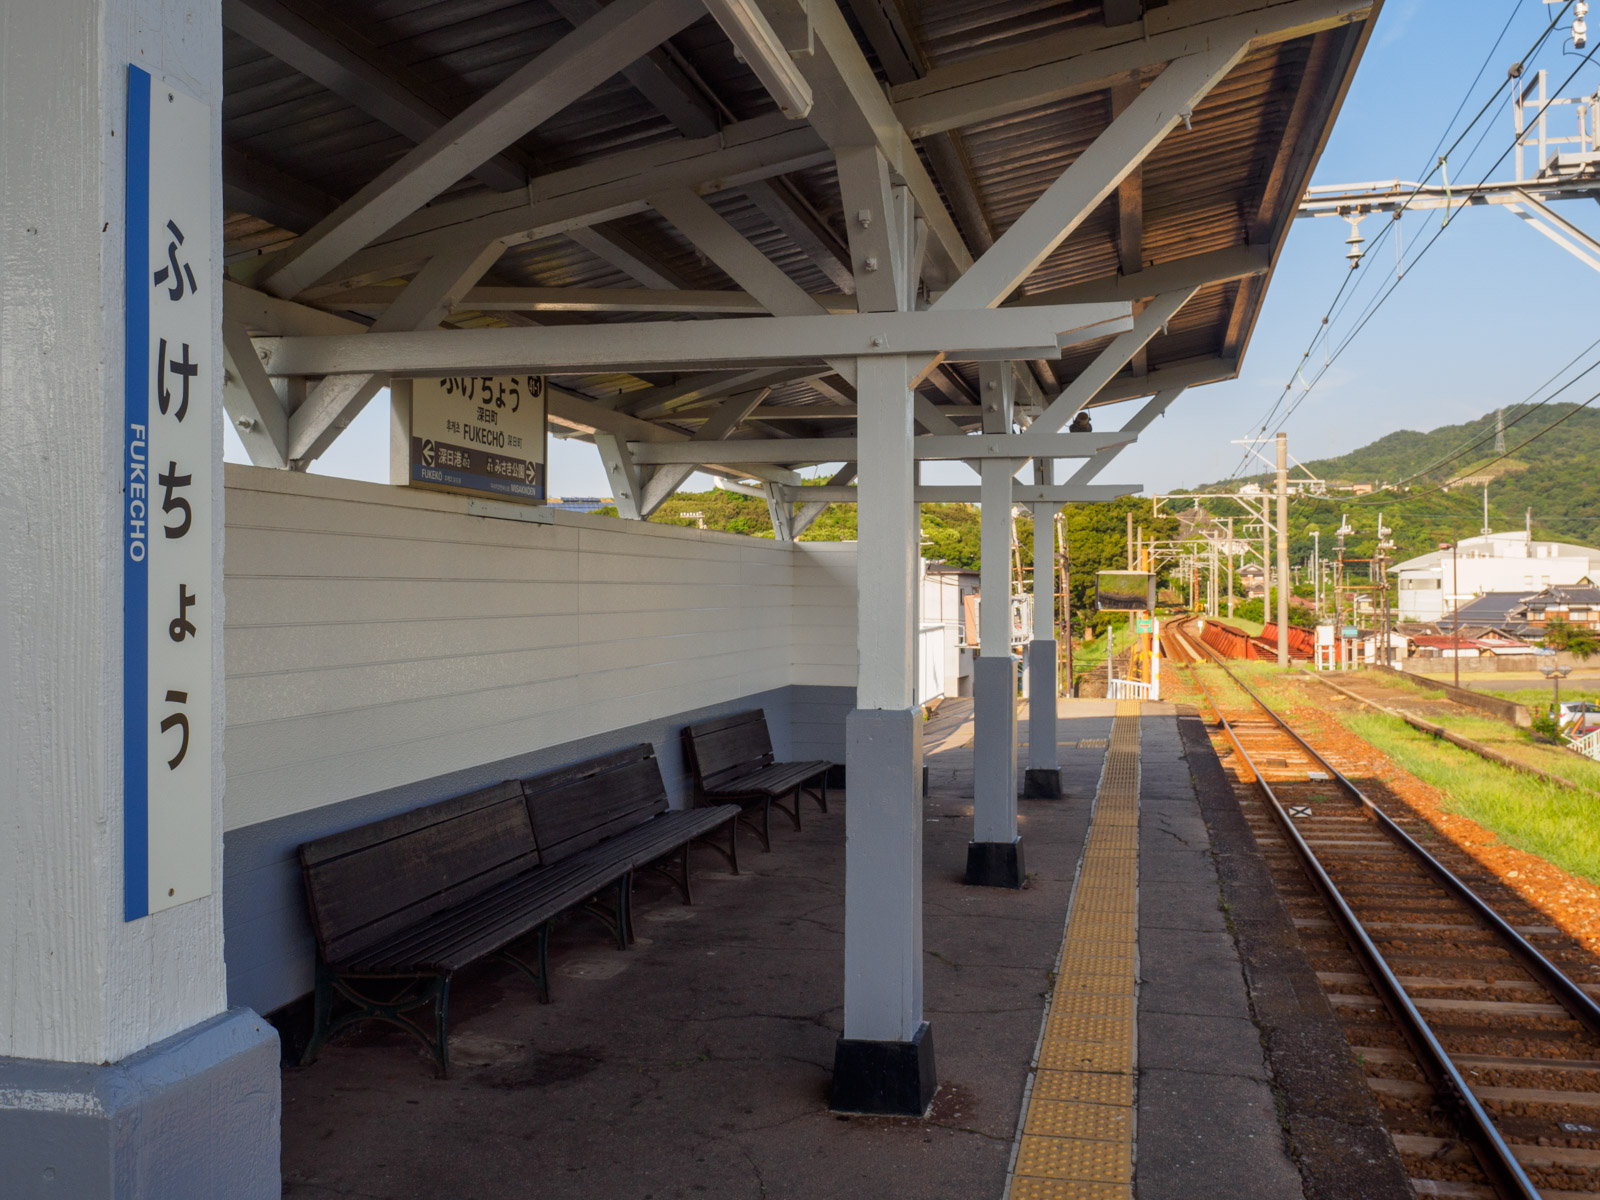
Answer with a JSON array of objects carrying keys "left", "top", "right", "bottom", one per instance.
[{"left": 223, "top": 468, "right": 860, "bottom": 832}]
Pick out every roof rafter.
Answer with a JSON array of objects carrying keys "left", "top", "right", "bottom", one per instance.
[
  {"left": 221, "top": 0, "right": 529, "bottom": 192},
  {"left": 258, "top": 0, "right": 705, "bottom": 298},
  {"left": 891, "top": 0, "right": 1374, "bottom": 138}
]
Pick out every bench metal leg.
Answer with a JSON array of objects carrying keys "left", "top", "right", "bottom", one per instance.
[
  {"left": 737, "top": 800, "right": 772, "bottom": 852},
  {"left": 577, "top": 877, "right": 630, "bottom": 950},
  {"left": 495, "top": 923, "right": 552, "bottom": 1005},
  {"left": 778, "top": 787, "right": 803, "bottom": 832},
  {"left": 301, "top": 963, "right": 453, "bottom": 1077},
  {"left": 810, "top": 773, "right": 829, "bottom": 814},
  {"left": 695, "top": 818, "right": 739, "bottom": 876}
]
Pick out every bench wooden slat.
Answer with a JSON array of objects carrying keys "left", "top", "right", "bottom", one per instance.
[
  {"left": 300, "top": 781, "right": 539, "bottom": 966},
  {"left": 594, "top": 805, "right": 741, "bottom": 869},
  {"left": 710, "top": 760, "right": 830, "bottom": 799},
  {"left": 345, "top": 857, "right": 624, "bottom": 974},
  {"left": 523, "top": 744, "right": 668, "bottom": 864}
]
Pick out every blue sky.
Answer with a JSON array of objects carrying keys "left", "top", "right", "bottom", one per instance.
[{"left": 227, "top": 0, "right": 1600, "bottom": 497}]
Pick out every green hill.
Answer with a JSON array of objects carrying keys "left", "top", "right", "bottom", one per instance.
[
  {"left": 1203, "top": 403, "right": 1600, "bottom": 568},
  {"left": 1231, "top": 403, "right": 1600, "bottom": 521}
]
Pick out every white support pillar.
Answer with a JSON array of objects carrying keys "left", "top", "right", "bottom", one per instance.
[
  {"left": 0, "top": 3, "right": 279, "bottom": 1195},
  {"left": 831, "top": 354, "right": 935, "bottom": 1117},
  {"left": 968, "top": 358, "right": 1024, "bottom": 886},
  {"left": 1024, "top": 460, "right": 1062, "bottom": 796}
]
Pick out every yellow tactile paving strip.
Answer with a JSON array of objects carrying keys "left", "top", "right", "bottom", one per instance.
[{"left": 1007, "top": 701, "right": 1141, "bottom": 1200}]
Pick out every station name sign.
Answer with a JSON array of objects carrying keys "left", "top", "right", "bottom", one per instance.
[
  {"left": 409, "top": 374, "right": 547, "bottom": 504},
  {"left": 123, "top": 66, "right": 214, "bottom": 920}
]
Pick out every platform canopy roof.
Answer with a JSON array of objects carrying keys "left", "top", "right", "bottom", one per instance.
[{"left": 220, "top": 0, "right": 1380, "bottom": 514}]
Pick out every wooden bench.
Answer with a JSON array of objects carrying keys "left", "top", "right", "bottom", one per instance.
[
  {"left": 683, "top": 709, "right": 832, "bottom": 850},
  {"left": 520, "top": 744, "right": 740, "bottom": 941},
  {"left": 297, "top": 747, "right": 737, "bottom": 1075}
]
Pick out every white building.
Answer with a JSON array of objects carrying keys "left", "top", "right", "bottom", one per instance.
[{"left": 1393, "top": 532, "right": 1600, "bottom": 622}]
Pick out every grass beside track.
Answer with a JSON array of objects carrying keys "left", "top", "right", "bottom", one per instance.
[
  {"left": 1339, "top": 710, "right": 1600, "bottom": 888},
  {"left": 1481, "top": 686, "right": 1600, "bottom": 708},
  {"left": 1199, "top": 658, "right": 1600, "bottom": 887}
]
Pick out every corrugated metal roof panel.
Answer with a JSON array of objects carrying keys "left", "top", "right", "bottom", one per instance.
[{"left": 218, "top": 0, "right": 1377, "bottom": 460}]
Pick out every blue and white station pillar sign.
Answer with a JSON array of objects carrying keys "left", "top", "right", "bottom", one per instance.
[{"left": 124, "top": 65, "right": 214, "bottom": 920}]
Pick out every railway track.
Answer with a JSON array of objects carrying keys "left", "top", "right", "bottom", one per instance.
[{"left": 1166, "top": 619, "right": 1600, "bottom": 1200}]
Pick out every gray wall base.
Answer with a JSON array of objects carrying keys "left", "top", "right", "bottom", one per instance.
[
  {"left": 1023, "top": 768, "right": 1062, "bottom": 798},
  {"left": 0, "top": 1009, "right": 280, "bottom": 1200},
  {"left": 1027, "top": 640, "right": 1059, "bottom": 770},
  {"left": 831, "top": 1022, "right": 937, "bottom": 1116},
  {"left": 965, "top": 837, "right": 1025, "bottom": 889}
]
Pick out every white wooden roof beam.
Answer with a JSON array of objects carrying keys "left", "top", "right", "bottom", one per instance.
[
  {"left": 791, "top": 462, "right": 857, "bottom": 537},
  {"left": 220, "top": 0, "right": 526, "bottom": 192},
  {"left": 1090, "top": 356, "right": 1240, "bottom": 407},
  {"left": 317, "top": 115, "right": 830, "bottom": 288},
  {"left": 892, "top": 0, "right": 1374, "bottom": 138},
  {"left": 314, "top": 284, "right": 857, "bottom": 316},
  {"left": 628, "top": 431, "right": 1133, "bottom": 465},
  {"left": 221, "top": 320, "right": 290, "bottom": 468},
  {"left": 260, "top": 303, "right": 1132, "bottom": 377},
  {"left": 932, "top": 45, "right": 1248, "bottom": 314},
  {"left": 547, "top": 0, "right": 721, "bottom": 138},
  {"left": 781, "top": 482, "right": 1139, "bottom": 503},
  {"left": 638, "top": 389, "right": 770, "bottom": 515},
  {"left": 547, "top": 385, "right": 799, "bottom": 487},
  {"left": 751, "top": 0, "right": 974, "bottom": 287},
  {"left": 649, "top": 189, "right": 833, "bottom": 319},
  {"left": 1067, "top": 387, "right": 1187, "bottom": 485},
  {"left": 1031, "top": 286, "right": 1198, "bottom": 435},
  {"left": 1010, "top": 244, "right": 1268, "bottom": 307},
  {"left": 285, "top": 240, "right": 505, "bottom": 464},
  {"left": 257, "top": 0, "right": 705, "bottom": 298},
  {"left": 566, "top": 225, "right": 692, "bottom": 290},
  {"left": 741, "top": 181, "right": 857, "bottom": 292}
]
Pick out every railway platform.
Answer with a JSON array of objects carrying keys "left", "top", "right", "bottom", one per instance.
[{"left": 274, "top": 697, "right": 1362, "bottom": 1200}]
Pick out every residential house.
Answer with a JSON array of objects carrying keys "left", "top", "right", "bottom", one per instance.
[{"left": 1391, "top": 531, "right": 1600, "bottom": 622}]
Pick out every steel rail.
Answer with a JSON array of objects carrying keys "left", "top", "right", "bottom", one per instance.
[
  {"left": 1187, "top": 622, "right": 1600, "bottom": 1040},
  {"left": 1174, "top": 621, "right": 1542, "bottom": 1200}
]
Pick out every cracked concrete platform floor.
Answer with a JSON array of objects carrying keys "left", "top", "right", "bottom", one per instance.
[{"left": 279, "top": 700, "right": 1303, "bottom": 1199}]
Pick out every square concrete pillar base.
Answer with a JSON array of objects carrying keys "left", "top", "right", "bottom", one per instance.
[
  {"left": 830, "top": 1022, "right": 937, "bottom": 1116},
  {"left": 964, "top": 837, "right": 1025, "bottom": 889},
  {"left": 1023, "top": 768, "right": 1063, "bottom": 798},
  {"left": 0, "top": 1009, "right": 281, "bottom": 1200}
]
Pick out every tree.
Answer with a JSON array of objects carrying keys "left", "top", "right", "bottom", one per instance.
[{"left": 1541, "top": 617, "right": 1600, "bottom": 660}]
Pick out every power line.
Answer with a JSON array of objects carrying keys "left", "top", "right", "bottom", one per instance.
[
  {"left": 1224, "top": 1, "right": 1576, "bottom": 479},
  {"left": 1276, "top": 34, "right": 1600, "bottom": 439}
]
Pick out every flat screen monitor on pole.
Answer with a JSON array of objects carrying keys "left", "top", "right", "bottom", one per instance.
[{"left": 1096, "top": 571, "right": 1157, "bottom": 612}]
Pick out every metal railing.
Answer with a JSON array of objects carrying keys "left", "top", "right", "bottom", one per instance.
[{"left": 1107, "top": 678, "right": 1155, "bottom": 701}]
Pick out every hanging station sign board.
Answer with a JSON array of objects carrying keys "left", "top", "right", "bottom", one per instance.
[
  {"left": 408, "top": 375, "right": 547, "bottom": 504},
  {"left": 1095, "top": 571, "right": 1158, "bottom": 612},
  {"left": 123, "top": 66, "right": 214, "bottom": 920}
]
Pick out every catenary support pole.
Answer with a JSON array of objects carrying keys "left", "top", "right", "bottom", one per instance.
[
  {"left": 1228, "top": 516, "right": 1235, "bottom": 618},
  {"left": 1025, "top": 460, "right": 1062, "bottom": 798},
  {"left": 0, "top": 2, "right": 280, "bottom": 1194},
  {"left": 1276, "top": 432, "right": 1290, "bottom": 667},
  {"left": 831, "top": 353, "right": 936, "bottom": 1117}
]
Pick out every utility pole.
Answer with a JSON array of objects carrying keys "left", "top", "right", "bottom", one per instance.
[
  {"left": 1276, "top": 432, "right": 1289, "bottom": 668},
  {"left": 1227, "top": 517, "right": 1235, "bottom": 619},
  {"left": 1311, "top": 529, "right": 1321, "bottom": 619},
  {"left": 1126, "top": 511, "right": 1134, "bottom": 571},
  {"left": 1260, "top": 507, "right": 1271, "bottom": 621}
]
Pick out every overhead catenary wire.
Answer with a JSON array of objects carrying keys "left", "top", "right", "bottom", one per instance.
[
  {"left": 1223, "top": 0, "right": 1576, "bottom": 480},
  {"left": 1276, "top": 35, "right": 1600, "bottom": 442}
]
